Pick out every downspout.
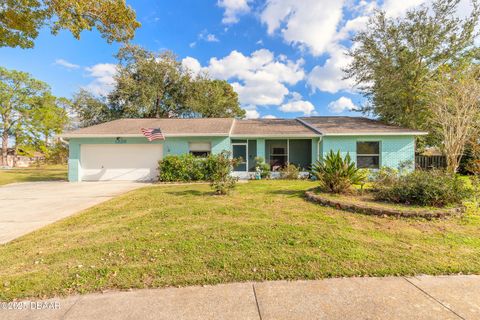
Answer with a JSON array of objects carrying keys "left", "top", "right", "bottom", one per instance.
[
  {"left": 295, "top": 118, "right": 323, "bottom": 162},
  {"left": 318, "top": 135, "right": 323, "bottom": 161}
]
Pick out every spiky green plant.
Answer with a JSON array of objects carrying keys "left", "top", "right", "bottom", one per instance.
[{"left": 311, "top": 150, "right": 367, "bottom": 193}]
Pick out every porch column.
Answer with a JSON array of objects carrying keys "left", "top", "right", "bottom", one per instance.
[
  {"left": 256, "top": 138, "right": 265, "bottom": 160},
  {"left": 311, "top": 138, "right": 319, "bottom": 164}
]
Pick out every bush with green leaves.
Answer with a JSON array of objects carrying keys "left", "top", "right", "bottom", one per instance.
[
  {"left": 280, "top": 163, "right": 300, "bottom": 180},
  {"left": 369, "top": 167, "right": 398, "bottom": 185},
  {"left": 158, "top": 154, "right": 206, "bottom": 182},
  {"left": 373, "top": 170, "right": 470, "bottom": 207},
  {"left": 254, "top": 157, "right": 270, "bottom": 179},
  {"left": 45, "top": 142, "right": 69, "bottom": 165},
  {"left": 311, "top": 150, "right": 367, "bottom": 194},
  {"left": 209, "top": 151, "right": 239, "bottom": 195},
  {"left": 158, "top": 152, "right": 239, "bottom": 194}
]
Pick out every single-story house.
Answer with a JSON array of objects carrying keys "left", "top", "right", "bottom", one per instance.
[{"left": 61, "top": 117, "right": 427, "bottom": 182}]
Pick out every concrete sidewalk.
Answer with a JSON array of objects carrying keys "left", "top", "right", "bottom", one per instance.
[{"left": 1, "top": 275, "right": 479, "bottom": 320}]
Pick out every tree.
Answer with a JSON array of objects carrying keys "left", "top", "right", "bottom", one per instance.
[
  {"left": 109, "top": 46, "right": 193, "bottom": 118},
  {"left": 31, "top": 93, "right": 69, "bottom": 146},
  {"left": 71, "top": 89, "right": 113, "bottom": 127},
  {"left": 0, "top": 67, "right": 48, "bottom": 166},
  {"left": 345, "top": 0, "right": 480, "bottom": 140},
  {"left": 73, "top": 45, "right": 244, "bottom": 124},
  {"left": 187, "top": 78, "right": 245, "bottom": 118},
  {"left": 428, "top": 67, "right": 480, "bottom": 172},
  {"left": 0, "top": 0, "right": 140, "bottom": 48}
]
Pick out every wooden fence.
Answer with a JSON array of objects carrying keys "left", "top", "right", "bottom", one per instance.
[{"left": 415, "top": 155, "right": 447, "bottom": 170}]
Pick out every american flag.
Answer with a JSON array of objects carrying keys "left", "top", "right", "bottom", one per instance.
[{"left": 141, "top": 128, "right": 164, "bottom": 141}]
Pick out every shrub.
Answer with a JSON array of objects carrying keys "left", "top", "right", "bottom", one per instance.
[
  {"left": 311, "top": 150, "right": 367, "bottom": 194},
  {"left": 254, "top": 157, "right": 270, "bottom": 179},
  {"left": 209, "top": 151, "right": 239, "bottom": 195},
  {"left": 370, "top": 167, "right": 398, "bottom": 186},
  {"left": 280, "top": 163, "right": 300, "bottom": 179},
  {"left": 398, "top": 160, "right": 414, "bottom": 174},
  {"left": 373, "top": 170, "right": 470, "bottom": 207},
  {"left": 45, "top": 142, "right": 68, "bottom": 164},
  {"left": 158, "top": 152, "right": 239, "bottom": 194},
  {"left": 158, "top": 154, "right": 205, "bottom": 182},
  {"left": 470, "top": 175, "right": 480, "bottom": 209}
]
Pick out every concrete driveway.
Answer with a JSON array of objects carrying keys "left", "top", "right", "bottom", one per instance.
[{"left": 0, "top": 181, "right": 148, "bottom": 244}]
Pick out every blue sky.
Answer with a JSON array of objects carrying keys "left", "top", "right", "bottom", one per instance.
[{"left": 0, "top": 0, "right": 468, "bottom": 119}]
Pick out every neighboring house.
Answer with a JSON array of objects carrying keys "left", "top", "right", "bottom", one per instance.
[
  {"left": 61, "top": 117, "right": 427, "bottom": 182},
  {"left": 2, "top": 149, "right": 45, "bottom": 168}
]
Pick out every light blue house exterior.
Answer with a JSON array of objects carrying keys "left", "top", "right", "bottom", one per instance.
[{"left": 63, "top": 117, "right": 426, "bottom": 182}]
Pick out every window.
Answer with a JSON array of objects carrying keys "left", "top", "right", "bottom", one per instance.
[
  {"left": 232, "top": 143, "right": 247, "bottom": 171},
  {"left": 357, "top": 141, "right": 380, "bottom": 169},
  {"left": 189, "top": 142, "right": 211, "bottom": 157},
  {"left": 267, "top": 140, "right": 288, "bottom": 171}
]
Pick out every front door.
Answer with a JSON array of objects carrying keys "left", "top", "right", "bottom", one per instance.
[{"left": 232, "top": 143, "right": 247, "bottom": 171}]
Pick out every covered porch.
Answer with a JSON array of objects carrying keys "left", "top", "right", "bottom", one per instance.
[{"left": 231, "top": 138, "right": 319, "bottom": 175}]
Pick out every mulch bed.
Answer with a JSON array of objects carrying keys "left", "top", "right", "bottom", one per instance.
[{"left": 305, "top": 190, "right": 464, "bottom": 219}]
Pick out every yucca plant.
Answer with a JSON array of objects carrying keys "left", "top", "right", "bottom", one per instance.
[{"left": 311, "top": 150, "right": 367, "bottom": 194}]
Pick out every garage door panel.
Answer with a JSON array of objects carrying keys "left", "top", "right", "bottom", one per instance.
[{"left": 80, "top": 144, "right": 163, "bottom": 181}]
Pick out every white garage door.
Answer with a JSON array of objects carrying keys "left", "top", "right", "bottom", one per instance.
[{"left": 80, "top": 144, "right": 163, "bottom": 181}]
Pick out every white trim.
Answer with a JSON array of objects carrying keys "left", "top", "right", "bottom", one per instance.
[
  {"left": 60, "top": 133, "right": 230, "bottom": 138},
  {"left": 60, "top": 134, "right": 145, "bottom": 138},
  {"left": 230, "top": 134, "right": 318, "bottom": 138},
  {"left": 165, "top": 133, "right": 229, "bottom": 137},
  {"left": 323, "top": 132, "right": 428, "bottom": 136},
  {"left": 296, "top": 118, "right": 323, "bottom": 135},
  {"left": 229, "top": 119, "right": 236, "bottom": 136},
  {"left": 61, "top": 131, "right": 427, "bottom": 139},
  {"left": 287, "top": 139, "right": 290, "bottom": 164}
]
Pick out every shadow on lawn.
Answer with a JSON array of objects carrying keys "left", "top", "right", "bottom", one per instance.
[
  {"left": 164, "top": 189, "right": 213, "bottom": 197},
  {"left": 267, "top": 189, "right": 306, "bottom": 198}
]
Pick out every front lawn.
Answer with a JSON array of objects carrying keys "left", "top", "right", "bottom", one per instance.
[
  {"left": 1, "top": 180, "right": 479, "bottom": 300},
  {"left": 0, "top": 165, "right": 67, "bottom": 186}
]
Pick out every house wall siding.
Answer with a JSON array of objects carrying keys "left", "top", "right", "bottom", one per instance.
[
  {"left": 320, "top": 135, "right": 415, "bottom": 169},
  {"left": 164, "top": 136, "right": 230, "bottom": 156}
]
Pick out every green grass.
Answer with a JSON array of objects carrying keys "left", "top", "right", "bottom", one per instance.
[
  {"left": 0, "top": 165, "right": 67, "bottom": 186},
  {"left": 0, "top": 180, "right": 479, "bottom": 300}
]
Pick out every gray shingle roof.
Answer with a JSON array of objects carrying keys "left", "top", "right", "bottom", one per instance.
[
  {"left": 299, "top": 117, "right": 427, "bottom": 135},
  {"left": 61, "top": 116, "right": 427, "bottom": 138},
  {"left": 231, "top": 119, "right": 317, "bottom": 136},
  {"left": 62, "top": 118, "right": 234, "bottom": 137}
]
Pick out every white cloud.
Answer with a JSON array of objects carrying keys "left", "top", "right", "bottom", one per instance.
[
  {"left": 83, "top": 63, "right": 117, "bottom": 96},
  {"left": 243, "top": 105, "right": 260, "bottom": 119},
  {"left": 199, "top": 30, "right": 220, "bottom": 42},
  {"left": 183, "top": 49, "right": 305, "bottom": 106},
  {"left": 263, "top": 114, "right": 277, "bottom": 119},
  {"left": 307, "top": 45, "right": 354, "bottom": 94},
  {"left": 260, "top": 0, "right": 345, "bottom": 56},
  {"left": 54, "top": 59, "right": 80, "bottom": 70},
  {"left": 383, "top": 0, "right": 425, "bottom": 18},
  {"left": 260, "top": 0, "right": 463, "bottom": 95},
  {"left": 182, "top": 56, "right": 202, "bottom": 75},
  {"left": 279, "top": 100, "right": 315, "bottom": 115},
  {"left": 327, "top": 96, "right": 357, "bottom": 113},
  {"left": 206, "top": 34, "right": 219, "bottom": 42},
  {"left": 218, "top": 0, "right": 251, "bottom": 24}
]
